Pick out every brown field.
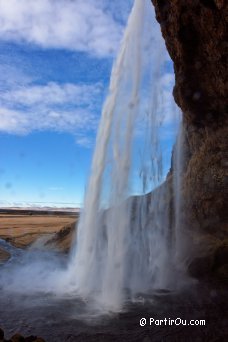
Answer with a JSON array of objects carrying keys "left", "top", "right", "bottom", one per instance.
[{"left": 0, "top": 212, "right": 78, "bottom": 249}]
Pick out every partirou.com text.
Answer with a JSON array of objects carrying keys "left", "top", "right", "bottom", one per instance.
[{"left": 140, "top": 317, "right": 206, "bottom": 327}]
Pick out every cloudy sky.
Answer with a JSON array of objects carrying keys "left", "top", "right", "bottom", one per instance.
[{"left": 0, "top": 0, "right": 177, "bottom": 208}]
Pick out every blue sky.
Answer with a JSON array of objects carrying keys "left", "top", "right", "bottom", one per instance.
[{"left": 0, "top": 0, "right": 178, "bottom": 208}]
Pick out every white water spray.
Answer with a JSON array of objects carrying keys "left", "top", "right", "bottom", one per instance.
[{"left": 67, "top": 0, "right": 180, "bottom": 311}]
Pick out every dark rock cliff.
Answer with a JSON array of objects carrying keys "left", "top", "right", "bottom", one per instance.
[{"left": 151, "top": 0, "right": 228, "bottom": 279}]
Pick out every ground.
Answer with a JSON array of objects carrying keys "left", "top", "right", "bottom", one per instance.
[{"left": 0, "top": 210, "right": 77, "bottom": 261}]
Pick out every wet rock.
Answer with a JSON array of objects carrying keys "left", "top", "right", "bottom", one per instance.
[
  {"left": 0, "top": 329, "right": 46, "bottom": 342},
  {"left": 217, "top": 264, "right": 228, "bottom": 280},
  {"left": 24, "top": 337, "right": 37, "bottom": 342},
  {"left": 0, "top": 247, "right": 10, "bottom": 263},
  {"left": 0, "top": 327, "right": 4, "bottom": 340},
  {"left": 10, "top": 334, "right": 25, "bottom": 342},
  {"left": 214, "top": 244, "right": 228, "bottom": 268},
  {"left": 188, "top": 255, "right": 214, "bottom": 278},
  {"left": 151, "top": 0, "right": 228, "bottom": 281}
]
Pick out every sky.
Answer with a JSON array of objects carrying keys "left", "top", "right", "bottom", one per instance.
[{"left": 0, "top": 0, "right": 179, "bottom": 208}]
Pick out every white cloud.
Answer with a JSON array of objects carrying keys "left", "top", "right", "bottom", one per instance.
[
  {"left": 0, "top": 107, "right": 29, "bottom": 134},
  {"left": 1, "top": 82, "right": 102, "bottom": 107},
  {"left": 0, "top": 64, "right": 33, "bottom": 89},
  {"left": 99, "top": 0, "right": 134, "bottom": 24},
  {"left": 0, "top": 0, "right": 125, "bottom": 57},
  {"left": 0, "top": 81, "right": 103, "bottom": 147},
  {"left": 75, "top": 136, "right": 93, "bottom": 148}
]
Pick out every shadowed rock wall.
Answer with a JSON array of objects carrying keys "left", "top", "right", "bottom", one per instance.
[{"left": 151, "top": 0, "right": 228, "bottom": 278}]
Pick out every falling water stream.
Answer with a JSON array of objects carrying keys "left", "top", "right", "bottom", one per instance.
[{"left": 67, "top": 0, "right": 180, "bottom": 311}]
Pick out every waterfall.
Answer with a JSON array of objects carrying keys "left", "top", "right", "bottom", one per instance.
[{"left": 67, "top": 0, "right": 180, "bottom": 311}]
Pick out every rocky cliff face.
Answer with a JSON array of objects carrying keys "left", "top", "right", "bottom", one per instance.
[{"left": 151, "top": 0, "right": 228, "bottom": 279}]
